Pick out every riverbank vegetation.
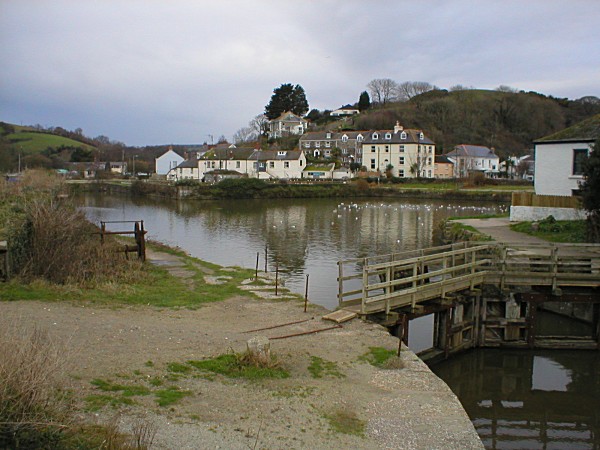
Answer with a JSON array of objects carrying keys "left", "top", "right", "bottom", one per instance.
[{"left": 510, "top": 217, "right": 587, "bottom": 243}]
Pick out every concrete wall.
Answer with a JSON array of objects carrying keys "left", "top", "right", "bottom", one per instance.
[{"left": 510, "top": 205, "right": 587, "bottom": 222}]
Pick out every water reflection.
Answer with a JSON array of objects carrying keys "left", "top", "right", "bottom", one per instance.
[
  {"left": 79, "top": 193, "right": 506, "bottom": 310},
  {"left": 432, "top": 349, "right": 600, "bottom": 449}
]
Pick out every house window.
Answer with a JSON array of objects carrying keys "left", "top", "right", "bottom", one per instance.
[
  {"left": 399, "top": 156, "right": 405, "bottom": 165},
  {"left": 371, "top": 146, "right": 376, "bottom": 152},
  {"left": 400, "top": 132, "right": 406, "bottom": 140},
  {"left": 304, "top": 142, "right": 310, "bottom": 148},
  {"left": 269, "top": 162, "right": 275, "bottom": 168},
  {"left": 253, "top": 162, "right": 258, "bottom": 169},
  {"left": 284, "top": 162, "right": 289, "bottom": 168},
  {"left": 316, "top": 142, "right": 321, "bottom": 148},
  {"left": 342, "top": 148, "right": 347, "bottom": 154},
  {"left": 326, "top": 132, "right": 332, "bottom": 139},
  {"left": 373, "top": 132, "right": 379, "bottom": 140},
  {"left": 573, "top": 149, "right": 588, "bottom": 175},
  {"left": 342, "top": 135, "right": 348, "bottom": 142},
  {"left": 325, "top": 141, "right": 331, "bottom": 147},
  {"left": 300, "top": 160, "right": 303, "bottom": 166},
  {"left": 419, "top": 132, "right": 424, "bottom": 140},
  {"left": 385, "top": 133, "right": 391, "bottom": 139},
  {"left": 370, "top": 159, "right": 376, "bottom": 169},
  {"left": 357, "top": 134, "right": 363, "bottom": 142},
  {"left": 399, "top": 145, "right": 405, "bottom": 152},
  {"left": 398, "top": 169, "right": 404, "bottom": 177},
  {"left": 385, "top": 145, "right": 389, "bottom": 152},
  {"left": 236, "top": 161, "right": 240, "bottom": 168}
]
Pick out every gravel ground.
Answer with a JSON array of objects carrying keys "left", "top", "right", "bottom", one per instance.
[{"left": 0, "top": 251, "right": 482, "bottom": 449}]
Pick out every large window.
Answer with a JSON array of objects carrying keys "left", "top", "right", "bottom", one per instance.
[
  {"left": 573, "top": 148, "right": 588, "bottom": 175},
  {"left": 370, "top": 159, "right": 376, "bottom": 169}
]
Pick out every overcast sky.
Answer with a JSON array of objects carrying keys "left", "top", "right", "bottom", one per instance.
[{"left": 1, "top": 1, "right": 599, "bottom": 146}]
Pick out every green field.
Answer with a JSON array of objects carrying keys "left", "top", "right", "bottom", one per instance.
[{"left": 5, "top": 130, "right": 95, "bottom": 155}]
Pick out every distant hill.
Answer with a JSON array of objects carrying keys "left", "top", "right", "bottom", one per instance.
[
  {"left": 322, "top": 89, "right": 600, "bottom": 158},
  {"left": 1, "top": 122, "right": 96, "bottom": 155},
  {"left": 0, "top": 122, "right": 97, "bottom": 172}
]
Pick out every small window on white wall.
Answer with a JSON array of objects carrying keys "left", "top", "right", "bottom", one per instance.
[{"left": 400, "top": 132, "right": 407, "bottom": 140}]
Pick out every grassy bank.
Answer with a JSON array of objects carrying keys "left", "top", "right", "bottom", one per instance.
[
  {"left": 72, "top": 178, "right": 516, "bottom": 203},
  {"left": 510, "top": 217, "right": 587, "bottom": 243}
]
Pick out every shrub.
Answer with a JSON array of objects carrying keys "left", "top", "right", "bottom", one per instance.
[{"left": 0, "top": 326, "right": 71, "bottom": 448}]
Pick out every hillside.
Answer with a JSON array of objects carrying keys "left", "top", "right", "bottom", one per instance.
[
  {"left": 0, "top": 122, "right": 97, "bottom": 172},
  {"left": 321, "top": 89, "right": 600, "bottom": 158}
]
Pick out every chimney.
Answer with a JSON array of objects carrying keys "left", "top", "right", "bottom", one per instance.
[{"left": 394, "top": 121, "right": 403, "bottom": 133}]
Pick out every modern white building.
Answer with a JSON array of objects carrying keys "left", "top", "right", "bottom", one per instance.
[
  {"left": 534, "top": 114, "right": 600, "bottom": 196},
  {"left": 155, "top": 148, "right": 184, "bottom": 175}
]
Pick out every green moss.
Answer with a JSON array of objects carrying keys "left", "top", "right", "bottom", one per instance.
[
  {"left": 359, "top": 347, "right": 397, "bottom": 368},
  {"left": 187, "top": 353, "right": 289, "bottom": 380},
  {"left": 307, "top": 356, "right": 345, "bottom": 379},
  {"left": 324, "top": 410, "right": 366, "bottom": 436}
]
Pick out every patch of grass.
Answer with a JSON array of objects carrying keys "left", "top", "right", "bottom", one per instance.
[
  {"left": 144, "top": 360, "right": 154, "bottom": 367},
  {"left": 324, "top": 410, "right": 366, "bottom": 436},
  {"left": 359, "top": 347, "right": 398, "bottom": 368},
  {"left": 148, "top": 377, "right": 163, "bottom": 387},
  {"left": 187, "top": 353, "right": 290, "bottom": 380},
  {"left": 154, "top": 387, "right": 191, "bottom": 407},
  {"left": 167, "top": 362, "right": 193, "bottom": 374},
  {"left": 90, "top": 378, "right": 150, "bottom": 396},
  {"left": 308, "top": 356, "right": 345, "bottom": 379},
  {"left": 510, "top": 218, "right": 587, "bottom": 243},
  {"left": 84, "top": 394, "right": 136, "bottom": 412}
]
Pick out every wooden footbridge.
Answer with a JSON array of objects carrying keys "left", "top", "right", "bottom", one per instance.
[{"left": 338, "top": 241, "right": 600, "bottom": 315}]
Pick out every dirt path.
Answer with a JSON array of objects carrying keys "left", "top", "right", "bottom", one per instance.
[{"left": 0, "top": 250, "right": 482, "bottom": 449}]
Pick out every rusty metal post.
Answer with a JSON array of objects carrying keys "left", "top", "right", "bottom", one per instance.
[{"left": 304, "top": 274, "right": 309, "bottom": 312}]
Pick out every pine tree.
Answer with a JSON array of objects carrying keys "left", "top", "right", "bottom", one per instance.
[
  {"left": 264, "top": 83, "right": 309, "bottom": 120},
  {"left": 358, "top": 91, "right": 371, "bottom": 112}
]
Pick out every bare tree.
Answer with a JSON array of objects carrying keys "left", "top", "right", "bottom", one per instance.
[
  {"left": 233, "top": 126, "right": 256, "bottom": 144},
  {"left": 367, "top": 78, "right": 399, "bottom": 105},
  {"left": 249, "top": 114, "right": 269, "bottom": 137},
  {"left": 397, "top": 81, "right": 435, "bottom": 101}
]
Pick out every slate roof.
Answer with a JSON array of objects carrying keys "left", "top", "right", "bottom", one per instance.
[
  {"left": 435, "top": 155, "right": 454, "bottom": 164},
  {"left": 299, "top": 131, "right": 365, "bottom": 141},
  {"left": 200, "top": 148, "right": 304, "bottom": 162},
  {"left": 446, "top": 145, "right": 498, "bottom": 159},
  {"left": 272, "top": 111, "right": 307, "bottom": 123},
  {"left": 176, "top": 159, "right": 199, "bottom": 169},
  {"left": 362, "top": 129, "right": 434, "bottom": 145},
  {"left": 535, "top": 114, "right": 600, "bottom": 143}
]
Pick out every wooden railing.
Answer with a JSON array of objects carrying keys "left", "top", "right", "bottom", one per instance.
[{"left": 338, "top": 242, "right": 600, "bottom": 315}]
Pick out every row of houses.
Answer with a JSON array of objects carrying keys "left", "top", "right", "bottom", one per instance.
[{"left": 159, "top": 121, "right": 526, "bottom": 182}]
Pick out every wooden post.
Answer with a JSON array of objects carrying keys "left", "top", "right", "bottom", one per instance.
[
  {"left": 255, "top": 252, "right": 259, "bottom": 280},
  {"left": 139, "top": 220, "right": 146, "bottom": 261},
  {"left": 275, "top": 262, "right": 278, "bottom": 296},
  {"left": 361, "top": 258, "right": 368, "bottom": 315},
  {"left": 526, "top": 300, "right": 537, "bottom": 348},
  {"left": 304, "top": 274, "right": 309, "bottom": 313},
  {"left": 100, "top": 222, "right": 106, "bottom": 245},
  {"left": 264, "top": 245, "right": 268, "bottom": 273},
  {"left": 337, "top": 261, "right": 343, "bottom": 307}
]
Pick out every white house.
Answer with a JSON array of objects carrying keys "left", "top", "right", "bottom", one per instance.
[
  {"left": 268, "top": 111, "right": 308, "bottom": 138},
  {"left": 360, "top": 122, "right": 436, "bottom": 178},
  {"left": 172, "top": 159, "right": 202, "bottom": 181},
  {"left": 188, "top": 147, "right": 307, "bottom": 181},
  {"left": 445, "top": 145, "right": 500, "bottom": 178},
  {"left": 155, "top": 148, "right": 184, "bottom": 175},
  {"left": 330, "top": 106, "right": 359, "bottom": 117}
]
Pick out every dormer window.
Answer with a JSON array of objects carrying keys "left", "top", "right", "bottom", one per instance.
[
  {"left": 372, "top": 132, "right": 379, "bottom": 140},
  {"left": 385, "top": 133, "right": 391, "bottom": 139},
  {"left": 419, "top": 132, "right": 424, "bottom": 140},
  {"left": 342, "top": 134, "right": 348, "bottom": 142},
  {"left": 357, "top": 134, "right": 363, "bottom": 142},
  {"left": 400, "top": 131, "right": 407, "bottom": 140},
  {"left": 277, "top": 151, "right": 286, "bottom": 156}
]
